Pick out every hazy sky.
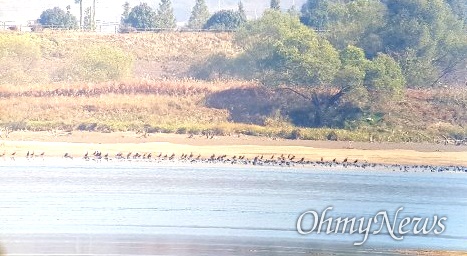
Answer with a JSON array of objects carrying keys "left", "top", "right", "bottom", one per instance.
[{"left": 0, "top": 0, "right": 306, "bottom": 25}]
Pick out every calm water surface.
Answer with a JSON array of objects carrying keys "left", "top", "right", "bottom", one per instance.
[{"left": 0, "top": 160, "right": 466, "bottom": 255}]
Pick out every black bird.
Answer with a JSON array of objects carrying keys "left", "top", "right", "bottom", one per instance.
[
  {"left": 26, "top": 151, "right": 30, "bottom": 158},
  {"left": 353, "top": 159, "right": 358, "bottom": 164},
  {"left": 343, "top": 158, "right": 348, "bottom": 163},
  {"left": 64, "top": 153, "right": 73, "bottom": 159}
]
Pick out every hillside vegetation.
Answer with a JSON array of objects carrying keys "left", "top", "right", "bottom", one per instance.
[{"left": 0, "top": 29, "right": 466, "bottom": 143}]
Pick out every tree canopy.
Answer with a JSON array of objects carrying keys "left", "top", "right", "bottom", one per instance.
[
  {"left": 204, "top": 10, "right": 245, "bottom": 30},
  {"left": 39, "top": 7, "right": 78, "bottom": 29},
  {"left": 125, "top": 3, "right": 157, "bottom": 30},
  {"left": 195, "top": 11, "right": 406, "bottom": 127},
  {"left": 188, "top": 0, "right": 210, "bottom": 29},
  {"left": 300, "top": 0, "right": 467, "bottom": 88},
  {"left": 235, "top": 10, "right": 340, "bottom": 86},
  {"left": 156, "top": 0, "right": 177, "bottom": 29}
]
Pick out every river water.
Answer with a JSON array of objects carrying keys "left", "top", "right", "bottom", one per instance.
[{"left": 0, "top": 159, "right": 466, "bottom": 255}]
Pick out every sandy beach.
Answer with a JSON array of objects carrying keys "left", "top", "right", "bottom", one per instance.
[{"left": 0, "top": 131, "right": 466, "bottom": 166}]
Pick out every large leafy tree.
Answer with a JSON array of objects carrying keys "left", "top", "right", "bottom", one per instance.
[
  {"left": 300, "top": 0, "right": 333, "bottom": 31},
  {"left": 235, "top": 11, "right": 340, "bottom": 87},
  {"left": 126, "top": 3, "right": 157, "bottom": 30},
  {"left": 204, "top": 10, "right": 245, "bottom": 31},
  {"left": 380, "top": 0, "right": 467, "bottom": 87},
  {"left": 300, "top": 0, "right": 467, "bottom": 88},
  {"left": 235, "top": 11, "right": 342, "bottom": 125},
  {"left": 156, "top": 0, "right": 177, "bottom": 29},
  {"left": 234, "top": 11, "right": 404, "bottom": 126},
  {"left": 323, "top": 0, "right": 387, "bottom": 53},
  {"left": 188, "top": 0, "right": 210, "bottom": 29},
  {"left": 39, "top": 7, "right": 78, "bottom": 29}
]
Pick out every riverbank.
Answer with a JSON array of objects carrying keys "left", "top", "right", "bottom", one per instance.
[{"left": 1, "top": 131, "right": 466, "bottom": 166}]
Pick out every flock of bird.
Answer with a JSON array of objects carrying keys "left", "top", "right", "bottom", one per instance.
[{"left": 1, "top": 150, "right": 466, "bottom": 173}]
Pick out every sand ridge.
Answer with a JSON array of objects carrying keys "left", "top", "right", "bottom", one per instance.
[{"left": 0, "top": 131, "right": 466, "bottom": 166}]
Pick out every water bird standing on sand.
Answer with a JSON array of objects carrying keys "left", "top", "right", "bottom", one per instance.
[
  {"left": 26, "top": 151, "right": 30, "bottom": 158},
  {"left": 64, "top": 153, "right": 73, "bottom": 159},
  {"left": 10, "top": 152, "right": 16, "bottom": 160},
  {"left": 0, "top": 151, "right": 5, "bottom": 158}
]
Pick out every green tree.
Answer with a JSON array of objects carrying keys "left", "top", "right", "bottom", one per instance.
[
  {"left": 380, "top": 0, "right": 467, "bottom": 87},
  {"left": 156, "top": 0, "right": 177, "bottom": 29},
  {"left": 204, "top": 10, "right": 245, "bottom": 31},
  {"left": 126, "top": 3, "right": 157, "bottom": 30},
  {"left": 300, "top": 0, "right": 467, "bottom": 88},
  {"left": 300, "top": 0, "right": 332, "bottom": 30},
  {"left": 74, "top": 0, "right": 83, "bottom": 29},
  {"left": 121, "top": 1, "right": 131, "bottom": 25},
  {"left": 235, "top": 11, "right": 342, "bottom": 126},
  {"left": 238, "top": 1, "right": 247, "bottom": 22},
  {"left": 270, "top": 0, "right": 280, "bottom": 10},
  {"left": 324, "top": 0, "right": 387, "bottom": 52},
  {"left": 188, "top": 0, "right": 210, "bottom": 29},
  {"left": 39, "top": 7, "right": 78, "bottom": 29},
  {"left": 365, "top": 53, "right": 405, "bottom": 105}
]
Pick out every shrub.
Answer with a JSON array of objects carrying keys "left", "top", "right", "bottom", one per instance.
[
  {"left": 61, "top": 45, "right": 134, "bottom": 82},
  {"left": 0, "top": 33, "right": 45, "bottom": 84}
]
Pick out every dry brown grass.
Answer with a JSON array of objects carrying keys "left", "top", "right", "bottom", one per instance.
[
  {"left": 0, "top": 78, "right": 252, "bottom": 97},
  {"left": 33, "top": 31, "right": 239, "bottom": 80}
]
